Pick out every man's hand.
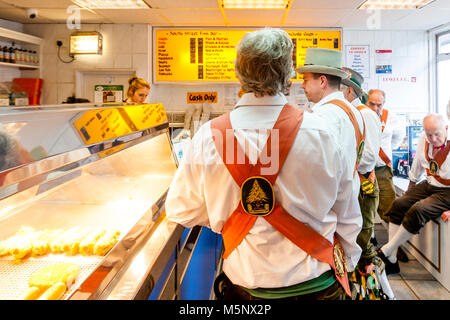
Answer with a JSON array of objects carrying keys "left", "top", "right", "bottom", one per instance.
[{"left": 442, "top": 211, "right": 450, "bottom": 222}]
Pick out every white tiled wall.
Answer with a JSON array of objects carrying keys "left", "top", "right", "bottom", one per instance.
[
  {"left": 1, "top": 21, "right": 431, "bottom": 118},
  {"left": 22, "top": 23, "right": 150, "bottom": 105},
  {"left": 343, "top": 29, "right": 429, "bottom": 119}
]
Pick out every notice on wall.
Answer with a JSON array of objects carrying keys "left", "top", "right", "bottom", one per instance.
[
  {"left": 187, "top": 92, "right": 218, "bottom": 104},
  {"left": 154, "top": 29, "right": 341, "bottom": 83},
  {"left": 345, "top": 45, "right": 370, "bottom": 79},
  {"left": 375, "top": 49, "right": 393, "bottom": 74}
]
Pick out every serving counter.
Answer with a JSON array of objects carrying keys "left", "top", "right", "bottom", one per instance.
[{"left": 0, "top": 103, "right": 198, "bottom": 300}]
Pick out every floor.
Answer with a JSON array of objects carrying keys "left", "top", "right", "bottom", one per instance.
[{"left": 374, "top": 223, "right": 450, "bottom": 300}]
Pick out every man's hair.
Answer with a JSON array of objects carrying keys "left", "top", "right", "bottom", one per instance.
[
  {"left": 368, "top": 89, "right": 385, "bottom": 99},
  {"left": 0, "top": 131, "right": 21, "bottom": 171},
  {"left": 313, "top": 73, "right": 341, "bottom": 90},
  {"left": 235, "top": 28, "right": 294, "bottom": 97},
  {"left": 423, "top": 113, "right": 448, "bottom": 128}
]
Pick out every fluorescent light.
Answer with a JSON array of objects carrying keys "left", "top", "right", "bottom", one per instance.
[
  {"left": 70, "top": 32, "right": 103, "bottom": 55},
  {"left": 221, "top": 0, "right": 290, "bottom": 9},
  {"left": 72, "top": 0, "right": 149, "bottom": 9},
  {"left": 358, "top": 0, "right": 436, "bottom": 10}
]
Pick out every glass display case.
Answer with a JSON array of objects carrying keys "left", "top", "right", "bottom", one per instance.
[{"left": 0, "top": 102, "right": 190, "bottom": 300}]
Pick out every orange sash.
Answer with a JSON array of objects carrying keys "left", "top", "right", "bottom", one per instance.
[
  {"left": 211, "top": 103, "right": 351, "bottom": 296},
  {"left": 328, "top": 100, "right": 366, "bottom": 176},
  {"left": 424, "top": 140, "right": 450, "bottom": 186},
  {"left": 378, "top": 109, "right": 391, "bottom": 167}
]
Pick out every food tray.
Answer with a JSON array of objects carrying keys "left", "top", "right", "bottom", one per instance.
[{"left": 0, "top": 254, "right": 102, "bottom": 300}]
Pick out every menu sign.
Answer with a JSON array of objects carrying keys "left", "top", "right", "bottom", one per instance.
[{"left": 154, "top": 29, "right": 341, "bottom": 83}]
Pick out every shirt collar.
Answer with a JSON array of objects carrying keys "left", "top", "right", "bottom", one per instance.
[
  {"left": 351, "top": 97, "right": 362, "bottom": 107},
  {"left": 234, "top": 92, "right": 288, "bottom": 109},
  {"left": 314, "top": 91, "right": 345, "bottom": 108}
]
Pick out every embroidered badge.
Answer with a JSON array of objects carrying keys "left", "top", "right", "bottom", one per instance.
[
  {"left": 361, "top": 179, "right": 375, "bottom": 195},
  {"left": 241, "top": 176, "right": 275, "bottom": 216},
  {"left": 333, "top": 242, "right": 347, "bottom": 278},
  {"left": 429, "top": 160, "right": 439, "bottom": 176}
]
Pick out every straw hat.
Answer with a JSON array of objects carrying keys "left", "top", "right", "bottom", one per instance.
[
  {"left": 295, "top": 47, "right": 349, "bottom": 79},
  {"left": 342, "top": 67, "right": 364, "bottom": 97}
]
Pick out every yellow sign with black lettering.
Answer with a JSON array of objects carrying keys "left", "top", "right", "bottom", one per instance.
[
  {"left": 187, "top": 92, "right": 218, "bottom": 104},
  {"left": 154, "top": 29, "right": 341, "bottom": 82},
  {"left": 72, "top": 103, "right": 168, "bottom": 145}
]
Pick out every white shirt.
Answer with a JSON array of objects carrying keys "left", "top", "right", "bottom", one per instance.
[
  {"left": 409, "top": 133, "right": 450, "bottom": 188},
  {"left": 312, "top": 92, "right": 365, "bottom": 174},
  {"left": 376, "top": 108, "right": 406, "bottom": 167},
  {"left": 351, "top": 98, "right": 382, "bottom": 174},
  {"left": 165, "top": 93, "right": 362, "bottom": 289}
]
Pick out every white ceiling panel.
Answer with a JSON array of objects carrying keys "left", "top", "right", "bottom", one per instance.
[
  {"left": 290, "top": 0, "right": 365, "bottom": 10},
  {"left": 0, "top": 0, "right": 447, "bottom": 30},
  {"left": 224, "top": 9, "right": 286, "bottom": 27},
  {"left": 158, "top": 8, "right": 224, "bottom": 26},
  {"left": 424, "top": 0, "right": 450, "bottom": 9},
  {"left": 0, "top": 1, "right": 14, "bottom": 8},
  {"left": 337, "top": 9, "right": 412, "bottom": 29},
  {"left": 284, "top": 9, "right": 350, "bottom": 27},
  {"left": 146, "top": 0, "right": 218, "bottom": 9},
  {"left": 94, "top": 8, "right": 168, "bottom": 24},
  {"left": 390, "top": 8, "right": 450, "bottom": 30},
  {"left": 0, "top": 0, "right": 74, "bottom": 9}
]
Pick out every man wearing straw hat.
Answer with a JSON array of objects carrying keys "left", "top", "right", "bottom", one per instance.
[
  {"left": 295, "top": 48, "right": 366, "bottom": 290},
  {"left": 341, "top": 67, "right": 381, "bottom": 271}
]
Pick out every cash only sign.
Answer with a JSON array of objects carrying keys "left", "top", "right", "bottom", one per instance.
[{"left": 154, "top": 28, "right": 341, "bottom": 83}]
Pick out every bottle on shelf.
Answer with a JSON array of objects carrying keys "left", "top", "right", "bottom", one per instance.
[
  {"left": 14, "top": 48, "right": 19, "bottom": 63},
  {"left": 2, "top": 46, "right": 8, "bottom": 63},
  {"left": 9, "top": 47, "right": 15, "bottom": 63},
  {"left": 0, "top": 46, "right": 4, "bottom": 62}
]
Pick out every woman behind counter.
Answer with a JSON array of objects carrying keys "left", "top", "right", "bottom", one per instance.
[{"left": 125, "top": 76, "right": 150, "bottom": 105}]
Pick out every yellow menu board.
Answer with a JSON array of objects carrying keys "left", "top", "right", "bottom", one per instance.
[
  {"left": 154, "top": 29, "right": 341, "bottom": 83},
  {"left": 73, "top": 104, "right": 168, "bottom": 145}
]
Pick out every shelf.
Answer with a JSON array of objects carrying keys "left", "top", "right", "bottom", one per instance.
[
  {"left": 0, "top": 61, "right": 39, "bottom": 69},
  {"left": 0, "top": 26, "right": 42, "bottom": 45}
]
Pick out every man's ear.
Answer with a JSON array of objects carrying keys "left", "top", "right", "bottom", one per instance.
[{"left": 320, "top": 75, "right": 327, "bottom": 88}]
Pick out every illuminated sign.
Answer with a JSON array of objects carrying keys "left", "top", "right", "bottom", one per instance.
[{"left": 154, "top": 29, "right": 341, "bottom": 83}]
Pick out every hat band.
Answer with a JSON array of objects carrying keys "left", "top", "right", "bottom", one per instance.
[{"left": 351, "top": 78, "right": 362, "bottom": 87}]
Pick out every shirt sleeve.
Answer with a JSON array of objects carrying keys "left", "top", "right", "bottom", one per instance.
[
  {"left": 165, "top": 125, "right": 210, "bottom": 228},
  {"left": 358, "top": 109, "right": 382, "bottom": 174},
  {"left": 322, "top": 133, "right": 362, "bottom": 272}
]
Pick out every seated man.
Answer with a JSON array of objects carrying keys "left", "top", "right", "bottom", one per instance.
[{"left": 378, "top": 114, "right": 450, "bottom": 274}]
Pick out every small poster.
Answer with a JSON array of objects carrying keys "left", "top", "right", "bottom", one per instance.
[
  {"left": 375, "top": 49, "right": 393, "bottom": 74},
  {"left": 187, "top": 92, "right": 218, "bottom": 104},
  {"left": 94, "top": 85, "right": 123, "bottom": 105},
  {"left": 345, "top": 45, "right": 370, "bottom": 78}
]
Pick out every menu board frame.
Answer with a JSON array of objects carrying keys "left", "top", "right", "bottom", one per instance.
[{"left": 152, "top": 27, "right": 342, "bottom": 84}]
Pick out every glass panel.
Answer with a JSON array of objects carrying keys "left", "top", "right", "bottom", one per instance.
[
  {"left": 438, "top": 31, "right": 450, "bottom": 55},
  {"left": 0, "top": 103, "right": 168, "bottom": 174},
  {"left": 437, "top": 59, "right": 450, "bottom": 118}
]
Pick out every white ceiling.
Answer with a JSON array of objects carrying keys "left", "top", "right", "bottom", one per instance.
[{"left": 0, "top": 0, "right": 448, "bottom": 30}]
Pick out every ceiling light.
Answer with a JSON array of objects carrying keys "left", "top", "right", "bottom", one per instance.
[
  {"left": 72, "top": 0, "right": 149, "bottom": 9},
  {"left": 220, "top": 0, "right": 290, "bottom": 9},
  {"left": 70, "top": 32, "right": 103, "bottom": 55},
  {"left": 358, "top": 0, "right": 436, "bottom": 10}
]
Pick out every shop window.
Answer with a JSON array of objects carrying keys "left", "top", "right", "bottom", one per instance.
[{"left": 436, "top": 31, "right": 450, "bottom": 118}]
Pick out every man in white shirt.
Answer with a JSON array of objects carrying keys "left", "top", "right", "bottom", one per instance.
[
  {"left": 341, "top": 67, "right": 382, "bottom": 270},
  {"left": 166, "top": 29, "right": 361, "bottom": 300},
  {"left": 378, "top": 114, "right": 450, "bottom": 274},
  {"left": 367, "top": 89, "right": 406, "bottom": 225}
]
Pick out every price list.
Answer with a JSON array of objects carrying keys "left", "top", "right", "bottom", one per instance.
[{"left": 154, "top": 29, "right": 340, "bottom": 83}]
